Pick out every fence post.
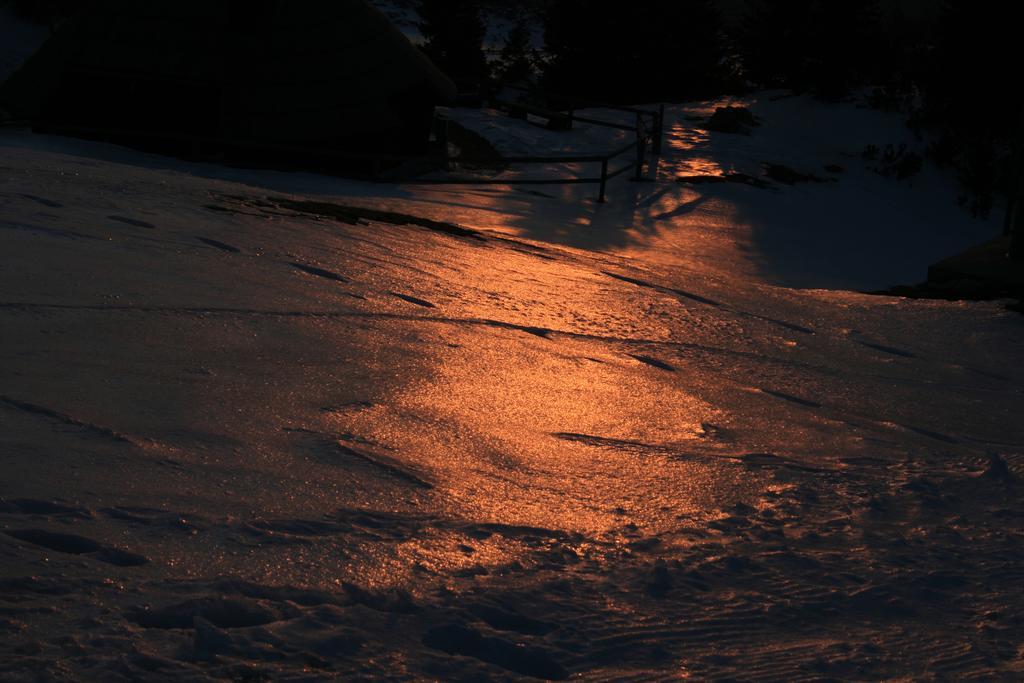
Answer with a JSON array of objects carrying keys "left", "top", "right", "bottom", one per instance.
[
  {"left": 599, "top": 158, "right": 608, "bottom": 203},
  {"left": 634, "top": 113, "right": 645, "bottom": 181},
  {"left": 1009, "top": 159, "right": 1024, "bottom": 259},
  {"left": 439, "top": 117, "right": 450, "bottom": 171},
  {"left": 1008, "top": 104, "right": 1024, "bottom": 259},
  {"left": 653, "top": 104, "right": 664, "bottom": 155}
]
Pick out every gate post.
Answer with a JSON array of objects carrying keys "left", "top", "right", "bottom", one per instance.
[
  {"left": 1009, "top": 164, "right": 1024, "bottom": 259},
  {"left": 653, "top": 104, "right": 664, "bottom": 155},
  {"left": 634, "top": 113, "right": 645, "bottom": 181},
  {"left": 599, "top": 158, "right": 608, "bottom": 203},
  {"left": 1008, "top": 104, "right": 1024, "bottom": 260},
  {"left": 439, "top": 117, "right": 450, "bottom": 171}
]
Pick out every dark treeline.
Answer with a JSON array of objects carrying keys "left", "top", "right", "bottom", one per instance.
[
  {"left": 737, "top": 0, "right": 889, "bottom": 101},
  {"left": 2, "top": 0, "right": 95, "bottom": 25},
  {"left": 540, "top": 0, "right": 726, "bottom": 103},
  {"left": 912, "top": 2, "right": 1022, "bottom": 218},
  {"left": 735, "top": 0, "right": 1022, "bottom": 217},
  {"left": 6, "top": 0, "right": 1020, "bottom": 214},
  {"left": 416, "top": 0, "right": 728, "bottom": 102},
  {"left": 418, "top": 0, "right": 490, "bottom": 93},
  {"left": 416, "top": 0, "right": 1022, "bottom": 218}
]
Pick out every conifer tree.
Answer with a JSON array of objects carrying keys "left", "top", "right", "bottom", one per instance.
[
  {"left": 637, "top": 0, "right": 725, "bottom": 100},
  {"left": 418, "top": 0, "right": 489, "bottom": 92},
  {"left": 495, "top": 19, "right": 536, "bottom": 85},
  {"left": 807, "top": 0, "right": 885, "bottom": 100},
  {"left": 919, "top": 0, "right": 1023, "bottom": 216},
  {"left": 738, "top": 0, "right": 885, "bottom": 99},
  {"left": 542, "top": 0, "right": 725, "bottom": 103},
  {"left": 737, "top": 0, "right": 814, "bottom": 89}
]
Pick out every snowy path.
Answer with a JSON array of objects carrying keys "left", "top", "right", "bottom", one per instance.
[{"left": 1, "top": 102, "right": 1023, "bottom": 680}]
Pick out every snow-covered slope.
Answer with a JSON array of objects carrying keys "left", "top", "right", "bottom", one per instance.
[
  {"left": 1, "top": 96, "right": 1022, "bottom": 680},
  {"left": 444, "top": 92, "right": 1000, "bottom": 291}
]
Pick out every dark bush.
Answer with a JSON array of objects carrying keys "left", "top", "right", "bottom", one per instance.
[
  {"left": 495, "top": 19, "right": 537, "bottom": 85},
  {"left": 877, "top": 144, "right": 923, "bottom": 181},
  {"left": 705, "top": 106, "right": 761, "bottom": 134}
]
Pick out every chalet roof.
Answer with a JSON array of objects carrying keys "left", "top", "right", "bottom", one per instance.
[{"left": 0, "top": 0, "right": 455, "bottom": 149}]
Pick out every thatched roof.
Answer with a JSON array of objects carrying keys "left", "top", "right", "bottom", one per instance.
[{"left": 0, "top": 0, "right": 456, "bottom": 152}]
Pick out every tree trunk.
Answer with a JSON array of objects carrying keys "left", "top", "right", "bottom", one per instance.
[
  {"left": 1009, "top": 107, "right": 1024, "bottom": 260},
  {"left": 1010, "top": 171, "right": 1024, "bottom": 259}
]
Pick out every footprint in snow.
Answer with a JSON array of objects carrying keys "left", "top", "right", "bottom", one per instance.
[
  {"left": 290, "top": 262, "right": 350, "bottom": 283},
  {"left": 0, "top": 498, "right": 92, "bottom": 519},
  {"left": 520, "top": 326, "right": 551, "bottom": 338},
  {"left": 423, "top": 623, "right": 568, "bottom": 680},
  {"left": 629, "top": 354, "right": 675, "bottom": 372},
  {"left": 856, "top": 340, "right": 916, "bottom": 358},
  {"left": 602, "top": 271, "right": 721, "bottom": 306},
  {"left": 389, "top": 292, "right": 435, "bottom": 308},
  {"left": 19, "top": 194, "right": 63, "bottom": 208},
  {"left": 196, "top": 236, "right": 241, "bottom": 253},
  {"left": 5, "top": 528, "right": 148, "bottom": 566},
  {"left": 899, "top": 423, "right": 958, "bottom": 444},
  {"left": 108, "top": 215, "right": 156, "bottom": 229},
  {"left": 761, "top": 388, "right": 821, "bottom": 408}
]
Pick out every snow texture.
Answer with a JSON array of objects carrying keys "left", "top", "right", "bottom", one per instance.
[{"left": 1, "top": 93, "right": 1022, "bottom": 680}]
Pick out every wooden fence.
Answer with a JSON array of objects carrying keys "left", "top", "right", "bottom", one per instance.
[
  {"left": 493, "top": 84, "right": 664, "bottom": 155},
  {"left": 401, "top": 134, "right": 639, "bottom": 203},
  {"left": 24, "top": 90, "right": 666, "bottom": 203},
  {"left": 405, "top": 91, "right": 665, "bottom": 203}
]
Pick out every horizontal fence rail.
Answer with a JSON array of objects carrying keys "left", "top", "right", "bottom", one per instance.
[
  {"left": 426, "top": 86, "right": 666, "bottom": 202},
  {"left": 497, "top": 84, "right": 665, "bottom": 154},
  {"left": 399, "top": 140, "right": 638, "bottom": 203}
]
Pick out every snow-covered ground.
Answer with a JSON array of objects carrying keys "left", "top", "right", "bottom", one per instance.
[
  {"left": 443, "top": 93, "right": 1001, "bottom": 291},
  {"left": 1, "top": 95, "right": 1022, "bottom": 680}
]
